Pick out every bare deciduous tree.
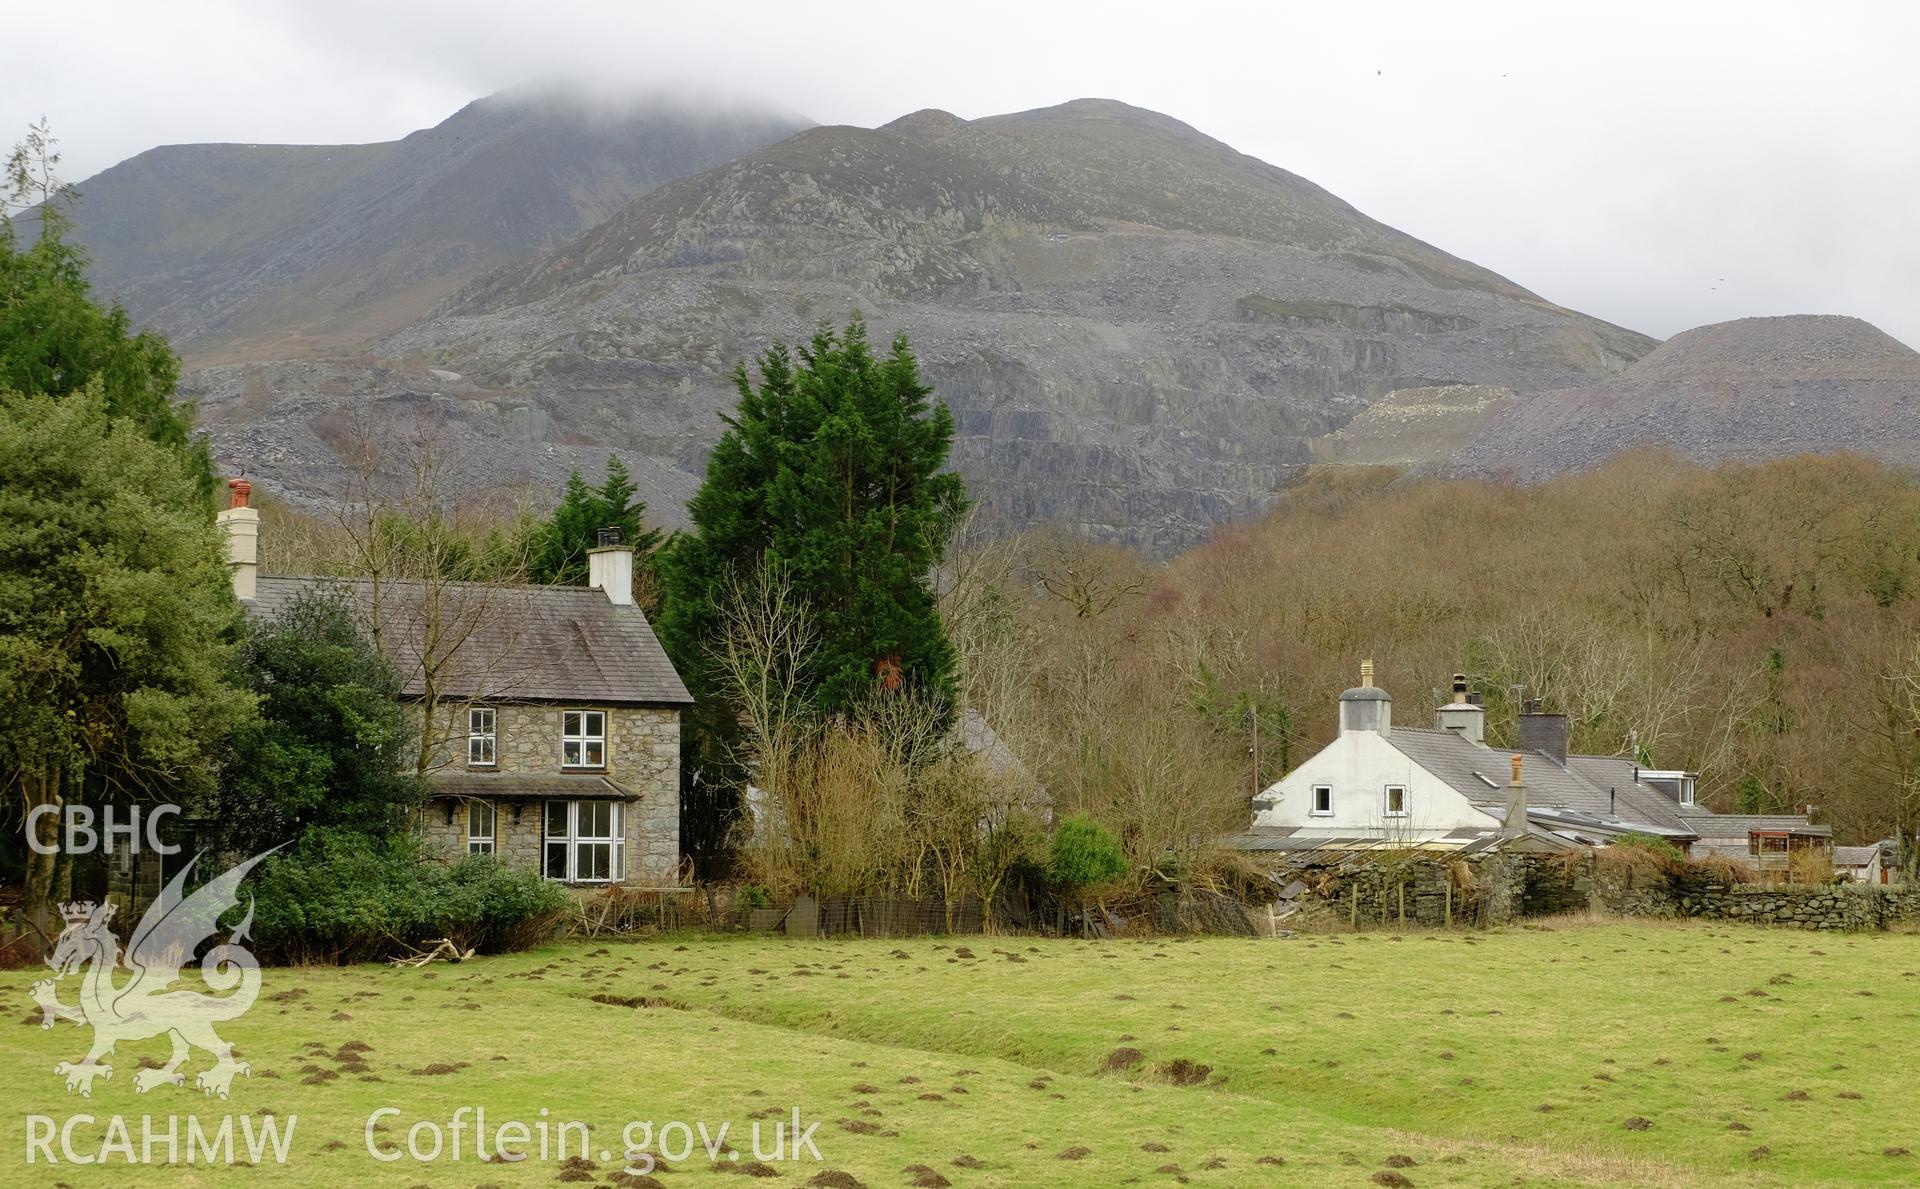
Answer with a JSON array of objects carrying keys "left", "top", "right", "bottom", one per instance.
[{"left": 331, "top": 401, "right": 531, "bottom": 779}]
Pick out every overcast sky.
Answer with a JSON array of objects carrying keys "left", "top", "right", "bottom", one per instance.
[{"left": 8, "top": 1, "right": 1918, "bottom": 346}]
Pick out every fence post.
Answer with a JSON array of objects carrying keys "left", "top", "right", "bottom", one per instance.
[{"left": 1444, "top": 880, "right": 1452, "bottom": 927}]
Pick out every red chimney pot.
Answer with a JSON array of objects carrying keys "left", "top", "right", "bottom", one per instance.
[{"left": 228, "top": 478, "right": 252, "bottom": 509}]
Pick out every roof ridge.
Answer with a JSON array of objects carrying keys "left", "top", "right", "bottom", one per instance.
[{"left": 258, "top": 572, "right": 615, "bottom": 597}]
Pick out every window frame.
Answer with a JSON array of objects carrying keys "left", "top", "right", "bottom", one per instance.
[
  {"left": 467, "top": 800, "right": 496, "bottom": 855},
  {"left": 561, "top": 709, "right": 607, "bottom": 770},
  {"left": 1310, "top": 785, "right": 1334, "bottom": 816},
  {"left": 1384, "top": 784, "right": 1409, "bottom": 817},
  {"left": 467, "top": 705, "right": 497, "bottom": 768},
  {"left": 542, "top": 799, "right": 625, "bottom": 884}
]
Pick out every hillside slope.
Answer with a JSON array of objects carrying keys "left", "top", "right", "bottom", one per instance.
[
  {"left": 1452, "top": 316, "right": 1920, "bottom": 478},
  {"left": 200, "top": 98, "right": 1650, "bottom": 550},
  {"left": 66, "top": 90, "right": 807, "bottom": 361}
]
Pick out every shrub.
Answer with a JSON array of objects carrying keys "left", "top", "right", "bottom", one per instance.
[
  {"left": 1595, "top": 841, "right": 1675, "bottom": 890},
  {"left": 249, "top": 830, "right": 566, "bottom": 964},
  {"left": 1049, "top": 815, "right": 1130, "bottom": 891},
  {"left": 437, "top": 853, "right": 572, "bottom": 953},
  {"left": 1688, "top": 852, "right": 1757, "bottom": 886},
  {"left": 1614, "top": 832, "right": 1687, "bottom": 863},
  {"left": 1788, "top": 847, "right": 1837, "bottom": 885}
]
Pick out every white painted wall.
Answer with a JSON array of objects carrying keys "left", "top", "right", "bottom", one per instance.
[{"left": 1252, "top": 730, "right": 1499, "bottom": 839}]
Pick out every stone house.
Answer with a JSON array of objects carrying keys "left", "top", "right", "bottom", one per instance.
[
  {"left": 1231, "top": 663, "right": 1823, "bottom": 860},
  {"left": 219, "top": 481, "right": 692, "bottom": 887}
]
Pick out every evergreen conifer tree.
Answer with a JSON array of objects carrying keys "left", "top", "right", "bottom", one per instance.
[
  {"left": 660, "top": 315, "right": 966, "bottom": 725},
  {"left": 528, "top": 454, "right": 663, "bottom": 585}
]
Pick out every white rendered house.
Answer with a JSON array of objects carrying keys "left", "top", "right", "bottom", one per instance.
[{"left": 1244, "top": 665, "right": 1719, "bottom": 850}]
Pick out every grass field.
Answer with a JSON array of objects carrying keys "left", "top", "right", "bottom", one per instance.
[{"left": 1, "top": 920, "right": 1916, "bottom": 1187}]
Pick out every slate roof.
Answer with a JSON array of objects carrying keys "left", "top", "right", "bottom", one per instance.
[
  {"left": 959, "top": 708, "right": 1049, "bottom": 803},
  {"left": 1222, "top": 826, "right": 1579, "bottom": 856},
  {"left": 1678, "top": 811, "right": 1831, "bottom": 838},
  {"left": 248, "top": 575, "right": 692, "bottom": 706},
  {"left": 1388, "top": 727, "right": 1697, "bottom": 838},
  {"left": 1563, "top": 756, "right": 1700, "bottom": 835},
  {"left": 1834, "top": 846, "right": 1879, "bottom": 867}
]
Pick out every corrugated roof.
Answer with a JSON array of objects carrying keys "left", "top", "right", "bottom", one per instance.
[{"left": 248, "top": 576, "right": 692, "bottom": 706}]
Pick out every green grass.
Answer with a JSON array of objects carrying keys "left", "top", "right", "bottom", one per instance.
[{"left": 1, "top": 920, "right": 1916, "bottom": 1186}]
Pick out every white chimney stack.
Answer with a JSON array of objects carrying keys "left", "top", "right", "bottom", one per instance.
[
  {"left": 587, "top": 527, "right": 635, "bottom": 606},
  {"left": 1337, "top": 658, "right": 1392, "bottom": 738},
  {"left": 216, "top": 478, "right": 259, "bottom": 601},
  {"left": 1435, "top": 672, "right": 1486, "bottom": 745}
]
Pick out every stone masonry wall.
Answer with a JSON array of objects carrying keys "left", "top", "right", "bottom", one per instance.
[
  {"left": 1662, "top": 883, "right": 1920, "bottom": 930},
  {"left": 411, "top": 701, "right": 681, "bottom": 884},
  {"left": 1590, "top": 864, "right": 1920, "bottom": 930},
  {"left": 1293, "top": 850, "right": 1918, "bottom": 932},
  {"left": 1328, "top": 855, "right": 1507, "bottom": 927},
  {"left": 1316, "top": 852, "right": 1598, "bottom": 929}
]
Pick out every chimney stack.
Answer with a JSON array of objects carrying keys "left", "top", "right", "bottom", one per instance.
[
  {"left": 1501, "top": 753, "right": 1528, "bottom": 838},
  {"left": 1435, "top": 671, "right": 1486, "bottom": 745},
  {"left": 1337, "top": 658, "right": 1392, "bottom": 738},
  {"left": 587, "top": 526, "right": 635, "bottom": 606},
  {"left": 216, "top": 478, "right": 259, "bottom": 601},
  {"left": 1517, "top": 699, "right": 1568, "bottom": 765}
]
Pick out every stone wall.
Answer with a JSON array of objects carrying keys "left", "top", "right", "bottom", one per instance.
[
  {"left": 1588, "top": 858, "right": 1920, "bottom": 930},
  {"left": 1590, "top": 862, "right": 1680, "bottom": 918},
  {"left": 1312, "top": 851, "right": 1599, "bottom": 930},
  {"left": 1657, "top": 883, "right": 1920, "bottom": 930},
  {"left": 411, "top": 700, "right": 681, "bottom": 884},
  {"left": 1286, "top": 849, "right": 1919, "bottom": 932},
  {"left": 1514, "top": 853, "right": 1593, "bottom": 917},
  {"left": 1326, "top": 856, "right": 1503, "bottom": 928}
]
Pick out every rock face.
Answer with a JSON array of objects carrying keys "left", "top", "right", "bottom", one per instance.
[
  {"left": 81, "top": 95, "right": 1661, "bottom": 546},
  {"left": 1452, "top": 316, "right": 1920, "bottom": 478},
  {"left": 65, "top": 89, "right": 807, "bottom": 362},
  {"left": 1314, "top": 384, "right": 1522, "bottom": 469},
  {"left": 189, "top": 98, "right": 1647, "bottom": 551}
]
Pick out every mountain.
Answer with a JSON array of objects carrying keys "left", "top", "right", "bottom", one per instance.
[
  {"left": 63, "top": 90, "right": 808, "bottom": 362},
  {"left": 1312, "top": 384, "right": 1522, "bottom": 469},
  {"left": 1450, "top": 316, "right": 1920, "bottom": 478},
  {"left": 185, "top": 98, "right": 1648, "bottom": 551}
]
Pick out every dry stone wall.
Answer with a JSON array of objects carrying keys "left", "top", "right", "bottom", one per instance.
[
  {"left": 1663, "top": 884, "right": 1920, "bottom": 930},
  {"left": 1293, "top": 850, "right": 1917, "bottom": 933}
]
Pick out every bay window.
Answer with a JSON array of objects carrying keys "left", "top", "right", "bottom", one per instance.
[{"left": 544, "top": 799, "right": 624, "bottom": 883}]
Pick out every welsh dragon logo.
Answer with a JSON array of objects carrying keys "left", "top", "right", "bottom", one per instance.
[{"left": 30, "top": 848, "right": 278, "bottom": 1099}]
